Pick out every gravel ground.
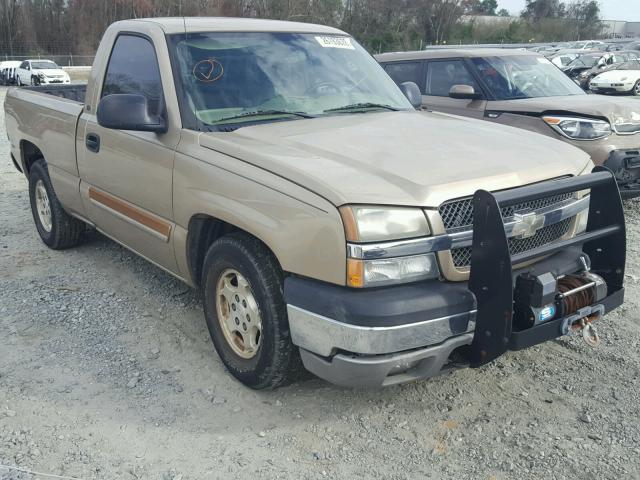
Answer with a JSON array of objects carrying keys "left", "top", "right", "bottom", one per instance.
[{"left": 1, "top": 85, "right": 639, "bottom": 480}]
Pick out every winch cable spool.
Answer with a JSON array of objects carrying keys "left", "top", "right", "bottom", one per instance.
[
  {"left": 557, "top": 274, "right": 603, "bottom": 346},
  {"left": 557, "top": 275, "right": 595, "bottom": 317}
]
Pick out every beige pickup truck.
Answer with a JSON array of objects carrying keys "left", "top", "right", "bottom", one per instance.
[{"left": 4, "top": 18, "right": 627, "bottom": 389}]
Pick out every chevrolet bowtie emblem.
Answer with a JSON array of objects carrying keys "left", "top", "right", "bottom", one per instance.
[{"left": 512, "top": 211, "right": 546, "bottom": 239}]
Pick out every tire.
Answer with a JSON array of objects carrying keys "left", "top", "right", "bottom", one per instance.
[
  {"left": 30, "top": 76, "right": 37, "bottom": 86},
  {"left": 16, "top": 75, "right": 20, "bottom": 86},
  {"left": 634, "top": 80, "right": 640, "bottom": 96},
  {"left": 28, "top": 159, "right": 84, "bottom": 249},
  {"left": 202, "top": 233, "right": 301, "bottom": 389}
]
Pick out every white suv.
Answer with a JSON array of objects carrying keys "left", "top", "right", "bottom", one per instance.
[{"left": 15, "top": 59, "right": 71, "bottom": 86}]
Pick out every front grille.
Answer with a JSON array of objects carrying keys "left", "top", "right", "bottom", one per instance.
[
  {"left": 614, "top": 123, "right": 640, "bottom": 135},
  {"left": 439, "top": 192, "right": 576, "bottom": 269},
  {"left": 439, "top": 192, "right": 575, "bottom": 231},
  {"left": 450, "top": 218, "right": 572, "bottom": 268}
]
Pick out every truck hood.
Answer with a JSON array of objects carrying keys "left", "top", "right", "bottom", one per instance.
[
  {"left": 200, "top": 111, "right": 591, "bottom": 207},
  {"left": 488, "top": 94, "right": 640, "bottom": 133}
]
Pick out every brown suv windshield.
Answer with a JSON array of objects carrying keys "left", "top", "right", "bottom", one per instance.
[{"left": 470, "top": 55, "right": 586, "bottom": 100}]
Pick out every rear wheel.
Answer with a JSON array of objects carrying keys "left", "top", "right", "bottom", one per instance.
[
  {"left": 16, "top": 75, "right": 21, "bottom": 86},
  {"left": 202, "top": 233, "right": 300, "bottom": 389},
  {"left": 28, "top": 159, "right": 84, "bottom": 249}
]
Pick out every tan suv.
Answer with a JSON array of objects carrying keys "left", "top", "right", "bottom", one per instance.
[
  {"left": 5, "top": 19, "right": 626, "bottom": 389},
  {"left": 377, "top": 49, "right": 640, "bottom": 198}
]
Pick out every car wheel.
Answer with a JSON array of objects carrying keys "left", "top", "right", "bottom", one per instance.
[
  {"left": 16, "top": 75, "right": 20, "bottom": 86},
  {"left": 202, "top": 233, "right": 301, "bottom": 389},
  {"left": 28, "top": 159, "right": 84, "bottom": 249},
  {"left": 634, "top": 80, "right": 640, "bottom": 96}
]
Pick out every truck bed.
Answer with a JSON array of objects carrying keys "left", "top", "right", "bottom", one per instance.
[
  {"left": 4, "top": 83, "right": 86, "bottom": 198},
  {"left": 22, "top": 84, "right": 87, "bottom": 103}
]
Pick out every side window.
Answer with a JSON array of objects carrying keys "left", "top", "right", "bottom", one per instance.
[
  {"left": 19, "top": 62, "right": 27, "bottom": 69},
  {"left": 425, "top": 60, "right": 479, "bottom": 97},
  {"left": 102, "top": 35, "right": 164, "bottom": 116},
  {"left": 384, "top": 61, "right": 421, "bottom": 86}
]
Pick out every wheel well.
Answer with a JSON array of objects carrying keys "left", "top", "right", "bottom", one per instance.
[
  {"left": 187, "top": 215, "right": 241, "bottom": 288},
  {"left": 20, "top": 141, "right": 44, "bottom": 174}
]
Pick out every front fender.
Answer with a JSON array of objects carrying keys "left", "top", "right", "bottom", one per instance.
[{"left": 172, "top": 151, "right": 347, "bottom": 286}]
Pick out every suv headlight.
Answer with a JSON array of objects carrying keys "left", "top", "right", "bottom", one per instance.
[
  {"left": 543, "top": 116, "right": 611, "bottom": 140},
  {"left": 340, "top": 206, "right": 439, "bottom": 287}
]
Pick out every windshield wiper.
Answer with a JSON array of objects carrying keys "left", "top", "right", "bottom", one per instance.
[
  {"left": 214, "top": 109, "right": 315, "bottom": 124},
  {"left": 324, "top": 103, "right": 399, "bottom": 113}
]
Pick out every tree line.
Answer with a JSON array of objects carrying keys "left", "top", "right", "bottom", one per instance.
[{"left": 0, "top": 0, "right": 604, "bottom": 57}]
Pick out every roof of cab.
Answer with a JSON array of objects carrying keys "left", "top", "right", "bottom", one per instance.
[
  {"left": 124, "top": 17, "right": 347, "bottom": 35},
  {"left": 375, "top": 48, "right": 539, "bottom": 62}
]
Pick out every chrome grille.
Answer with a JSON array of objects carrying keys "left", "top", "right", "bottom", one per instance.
[
  {"left": 439, "top": 192, "right": 577, "bottom": 269},
  {"left": 439, "top": 192, "right": 575, "bottom": 232},
  {"left": 450, "top": 218, "right": 572, "bottom": 268}
]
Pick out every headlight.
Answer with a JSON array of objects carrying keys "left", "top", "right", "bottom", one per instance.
[
  {"left": 347, "top": 254, "right": 439, "bottom": 288},
  {"left": 340, "top": 205, "right": 438, "bottom": 287},
  {"left": 339, "top": 206, "right": 430, "bottom": 243},
  {"left": 543, "top": 116, "right": 611, "bottom": 140}
]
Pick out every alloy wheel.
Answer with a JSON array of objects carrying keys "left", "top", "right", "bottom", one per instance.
[
  {"left": 215, "top": 268, "right": 262, "bottom": 359},
  {"left": 34, "top": 179, "right": 52, "bottom": 232}
]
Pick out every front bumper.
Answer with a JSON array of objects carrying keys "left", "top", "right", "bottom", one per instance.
[
  {"left": 590, "top": 83, "right": 634, "bottom": 94},
  {"left": 39, "top": 78, "right": 70, "bottom": 84},
  {"left": 286, "top": 169, "right": 626, "bottom": 387},
  {"left": 604, "top": 148, "right": 640, "bottom": 199}
]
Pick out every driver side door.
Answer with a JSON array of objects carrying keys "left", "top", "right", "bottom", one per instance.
[
  {"left": 422, "top": 59, "right": 487, "bottom": 119},
  {"left": 77, "top": 33, "right": 181, "bottom": 273}
]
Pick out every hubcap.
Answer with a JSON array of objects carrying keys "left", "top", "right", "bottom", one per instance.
[
  {"left": 35, "top": 180, "right": 52, "bottom": 232},
  {"left": 215, "top": 269, "right": 262, "bottom": 359},
  {"left": 635, "top": 82, "right": 640, "bottom": 95}
]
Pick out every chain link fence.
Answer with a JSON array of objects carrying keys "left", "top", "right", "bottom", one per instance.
[{"left": 0, "top": 54, "right": 94, "bottom": 67}]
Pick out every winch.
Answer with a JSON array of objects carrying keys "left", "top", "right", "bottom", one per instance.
[{"left": 513, "top": 258, "right": 607, "bottom": 345}]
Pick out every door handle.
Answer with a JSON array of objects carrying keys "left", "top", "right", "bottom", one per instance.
[{"left": 86, "top": 133, "right": 100, "bottom": 153}]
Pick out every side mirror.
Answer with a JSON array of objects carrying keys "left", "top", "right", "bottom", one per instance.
[
  {"left": 449, "top": 84, "right": 481, "bottom": 100},
  {"left": 399, "top": 81, "right": 422, "bottom": 109},
  {"left": 97, "top": 94, "right": 167, "bottom": 134}
]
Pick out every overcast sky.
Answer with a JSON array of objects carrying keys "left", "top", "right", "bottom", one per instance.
[{"left": 497, "top": 0, "right": 640, "bottom": 21}]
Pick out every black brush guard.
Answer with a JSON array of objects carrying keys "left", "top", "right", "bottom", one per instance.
[{"left": 466, "top": 166, "right": 626, "bottom": 367}]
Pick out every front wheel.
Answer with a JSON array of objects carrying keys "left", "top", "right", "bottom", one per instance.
[
  {"left": 28, "top": 159, "right": 84, "bottom": 249},
  {"left": 202, "top": 233, "right": 300, "bottom": 389},
  {"left": 634, "top": 80, "right": 640, "bottom": 96}
]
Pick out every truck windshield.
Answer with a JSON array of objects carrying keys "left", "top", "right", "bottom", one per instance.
[
  {"left": 167, "top": 32, "right": 412, "bottom": 129},
  {"left": 470, "top": 56, "right": 586, "bottom": 100}
]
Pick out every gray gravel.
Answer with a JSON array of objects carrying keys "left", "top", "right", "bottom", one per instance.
[{"left": 1, "top": 85, "right": 639, "bottom": 479}]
